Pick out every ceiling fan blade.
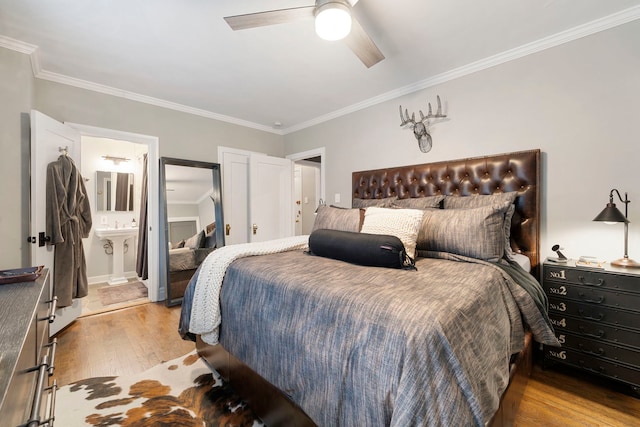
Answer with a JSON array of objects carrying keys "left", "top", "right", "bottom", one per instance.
[
  {"left": 224, "top": 6, "right": 315, "bottom": 30},
  {"left": 344, "top": 17, "right": 384, "bottom": 68}
]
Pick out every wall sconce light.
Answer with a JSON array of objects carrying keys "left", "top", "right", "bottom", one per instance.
[
  {"left": 593, "top": 189, "right": 640, "bottom": 268},
  {"left": 102, "top": 155, "right": 130, "bottom": 165}
]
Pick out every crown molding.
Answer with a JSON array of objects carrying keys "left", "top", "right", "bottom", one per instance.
[
  {"left": 282, "top": 5, "right": 640, "bottom": 134},
  {"left": 2, "top": 5, "right": 639, "bottom": 136},
  {"left": 34, "top": 69, "right": 283, "bottom": 135},
  {"left": 0, "top": 35, "right": 37, "bottom": 54}
]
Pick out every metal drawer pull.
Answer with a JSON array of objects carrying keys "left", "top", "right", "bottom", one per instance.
[
  {"left": 577, "top": 292, "right": 605, "bottom": 304},
  {"left": 578, "top": 309, "right": 604, "bottom": 321},
  {"left": 46, "top": 338, "right": 58, "bottom": 376},
  {"left": 46, "top": 296, "right": 58, "bottom": 323},
  {"left": 579, "top": 362, "right": 606, "bottom": 375},
  {"left": 43, "top": 380, "right": 58, "bottom": 427},
  {"left": 25, "top": 354, "right": 49, "bottom": 427},
  {"left": 578, "top": 326, "right": 605, "bottom": 339},
  {"left": 578, "top": 344, "right": 605, "bottom": 357},
  {"left": 578, "top": 276, "right": 604, "bottom": 287}
]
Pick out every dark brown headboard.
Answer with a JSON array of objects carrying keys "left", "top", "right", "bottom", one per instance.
[{"left": 352, "top": 149, "right": 541, "bottom": 278}]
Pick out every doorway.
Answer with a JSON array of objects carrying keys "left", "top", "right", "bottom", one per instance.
[
  {"left": 79, "top": 135, "right": 150, "bottom": 316},
  {"left": 287, "top": 148, "right": 325, "bottom": 235},
  {"left": 68, "top": 123, "right": 160, "bottom": 307}
]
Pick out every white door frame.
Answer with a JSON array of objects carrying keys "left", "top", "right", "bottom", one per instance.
[
  {"left": 286, "top": 147, "right": 326, "bottom": 209},
  {"left": 66, "top": 123, "right": 161, "bottom": 302}
]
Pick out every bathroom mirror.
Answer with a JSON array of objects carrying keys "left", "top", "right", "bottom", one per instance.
[
  {"left": 96, "top": 171, "right": 135, "bottom": 211},
  {"left": 160, "top": 157, "right": 225, "bottom": 306}
]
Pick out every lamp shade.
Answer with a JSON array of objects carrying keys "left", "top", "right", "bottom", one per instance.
[
  {"left": 593, "top": 202, "right": 629, "bottom": 223},
  {"left": 315, "top": 2, "right": 352, "bottom": 41}
]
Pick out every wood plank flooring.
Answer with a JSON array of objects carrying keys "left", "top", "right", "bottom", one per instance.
[
  {"left": 52, "top": 303, "right": 640, "bottom": 426},
  {"left": 51, "top": 302, "right": 194, "bottom": 386}
]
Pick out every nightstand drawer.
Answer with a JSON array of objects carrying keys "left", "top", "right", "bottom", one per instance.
[
  {"left": 548, "top": 296, "right": 640, "bottom": 331},
  {"left": 544, "top": 347, "right": 640, "bottom": 387},
  {"left": 548, "top": 312, "right": 640, "bottom": 349},
  {"left": 544, "top": 265, "right": 640, "bottom": 294},
  {"left": 543, "top": 282, "right": 640, "bottom": 313},
  {"left": 554, "top": 332, "right": 640, "bottom": 367}
]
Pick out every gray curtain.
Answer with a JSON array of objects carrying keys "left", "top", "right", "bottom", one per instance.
[
  {"left": 115, "top": 172, "right": 129, "bottom": 211},
  {"left": 136, "top": 154, "right": 149, "bottom": 280}
]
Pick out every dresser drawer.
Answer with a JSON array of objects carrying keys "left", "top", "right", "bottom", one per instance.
[
  {"left": 543, "top": 282, "right": 640, "bottom": 314},
  {"left": 544, "top": 265, "right": 640, "bottom": 294},
  {"left": 548, "top": 311, "right": 640, "bottom": 349},
  {"left": 554, "top": 332, "right": 640, "bottom": 367},
  {"left": 548, "top": 296, "right": 640, "bottom": 332},
  {"left": 544, "top": 347, "right": 640, "bottom": 387}
]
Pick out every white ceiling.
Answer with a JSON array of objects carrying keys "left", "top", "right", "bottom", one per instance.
[
  {"left": 1, "top": 0, "right": 639, "bottom": 134},
  {"left": 164, "top": 164, "right": 213, "bottom": 205}
]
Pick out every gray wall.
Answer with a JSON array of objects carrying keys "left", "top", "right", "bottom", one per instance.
[
  {"left": 2, "top": 19, "right": 639, "bottom": 269},
  {"left": 0, "top": 48, "right": 34, "bottom": 269},
  {"left": 283, "top": 20, "right": 640, "bottom": 263},
  {"left": 33, "top": 79, "right": 284, "bottom": 161},
  {"left": 0, "top": 46, "right": 284, "bottom": 269}
]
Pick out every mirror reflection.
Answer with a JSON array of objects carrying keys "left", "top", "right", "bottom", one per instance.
[
  {"left": 96, "top": 171, "right": 135, "bottom": 212},
  {"left": 160, "top": 158, "right": 224, "bottom": 306}
]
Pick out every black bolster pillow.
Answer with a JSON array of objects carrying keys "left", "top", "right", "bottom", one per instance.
[{"left": 308, "top": 229, "right": 416, "bottom": 270}]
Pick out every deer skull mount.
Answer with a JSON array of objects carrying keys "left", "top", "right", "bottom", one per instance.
[{"left": 399, "top": 96, "right": 447, "bottom": 153}]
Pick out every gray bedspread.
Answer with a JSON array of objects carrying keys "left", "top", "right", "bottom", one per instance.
[{"left": 190, "top": 249, "right": 557, "bottom": 426}]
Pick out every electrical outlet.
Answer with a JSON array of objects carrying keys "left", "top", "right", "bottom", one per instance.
[
  {"left": 334, "top": 193, "right": 341, "bottom": 203},
  {"left": 100, "top": 216, "right": 108, "bottom": 225}
]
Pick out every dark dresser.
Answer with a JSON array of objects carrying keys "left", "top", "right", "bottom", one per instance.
[
  {"left": 542, "top": 259, "right": 640, "bottom": 394},
  {"left": 0, "top": 269, "right": 57, "bottom": 427}
]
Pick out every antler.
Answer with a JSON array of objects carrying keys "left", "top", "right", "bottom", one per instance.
[{"left": 399, "top": 106, "right": 417, "bottom": 127}]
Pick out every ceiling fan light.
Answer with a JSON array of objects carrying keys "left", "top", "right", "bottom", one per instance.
[{"left": 315, "top": 3, "right": 352, "bottom": 41}]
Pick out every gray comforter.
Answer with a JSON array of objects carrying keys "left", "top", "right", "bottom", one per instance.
[{"left": 185, "top": 249, "right": 558, "bottom": 426}]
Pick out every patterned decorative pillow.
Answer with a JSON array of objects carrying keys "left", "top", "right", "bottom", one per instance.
[
  {"left": 360, "top": 207, "right": 425, "bottom": 259},
  {"left": 417, "top": 202, "right": 511, "bottom": 262},
  {"left": 352, "top": 196, "right": 397, "bottom": 208},
  {"left": 443, "top": 192, "right": 518, "bottom": 257},
  {"left": 312, "top": 205, "right": 362, "bottom": 233},
  {"left": 391, "top": 195, "right": 444, "bottom": 209}
]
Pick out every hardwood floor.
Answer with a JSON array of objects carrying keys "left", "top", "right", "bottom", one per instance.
[
  {"left": 51, "top": 302, "right": 194, "bottom": 386},
  {"left": 52, "top": 303, "right": 640, "bottom": 426}
]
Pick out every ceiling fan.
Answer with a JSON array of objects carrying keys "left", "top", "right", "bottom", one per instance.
[{"left": 223, "top": 0, "right": 384, "bottom": 68}]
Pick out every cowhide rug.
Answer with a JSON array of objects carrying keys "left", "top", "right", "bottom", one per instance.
[{"left": 56, "top": 351, "right": 264, "bottom": 426}]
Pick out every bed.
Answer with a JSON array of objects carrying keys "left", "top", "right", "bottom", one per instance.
[
  {"left": 167, "top": 223, "right": 217, "bottom": 302},
  {"left": 180, "top": 149, "right": 559, "bottom": 426}
]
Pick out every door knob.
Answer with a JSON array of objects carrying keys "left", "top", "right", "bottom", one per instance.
[
  {"left": 225, "top": 224, "right": 231, "bottom": 236},
  {"left": 252, "top": 224, "right": 258, "bottom": 235}
]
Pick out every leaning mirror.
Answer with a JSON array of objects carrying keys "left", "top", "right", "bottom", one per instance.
[{"left": 159, "top": 157, "right": 225, "bottom": 306}]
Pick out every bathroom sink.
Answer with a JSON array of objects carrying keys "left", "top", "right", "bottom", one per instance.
[
  {"left": 94, "top": 227, "right": 138, "bottom": 239},
  {"left": 94, "top": 227, "right": 138, "bottom": 285}
]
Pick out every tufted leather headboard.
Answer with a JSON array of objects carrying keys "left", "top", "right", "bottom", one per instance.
[{"left": 352, "top": 149, "right": 541, "bottom": 278}]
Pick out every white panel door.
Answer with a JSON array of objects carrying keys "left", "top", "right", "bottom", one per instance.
[
  {"left": 220, "top": 150, "right": 250, "bottom": 245},
  {"left": 30, "top": 110, "right": 83, "bottom": 336},
  {"left": 249, "top": 155, "right": 293, "bottom": 242}
]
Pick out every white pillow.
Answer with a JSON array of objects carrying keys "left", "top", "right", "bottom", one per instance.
[{"left": 360, "top": 207, "right": 425, "bottom": 259}]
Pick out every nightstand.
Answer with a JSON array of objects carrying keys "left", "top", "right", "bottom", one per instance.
[{"left": 542, "top": 259, "right": 640, "bottom": 394}]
